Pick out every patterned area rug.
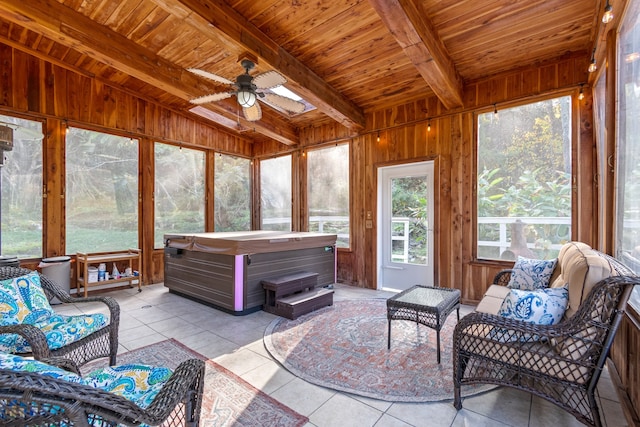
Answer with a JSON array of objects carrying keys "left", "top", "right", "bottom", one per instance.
[
  {"left": 264, "top": 299, "right": 494, "bottom": 402},
  {"left": 83, "top": 339, "right": 308, "bottom": 427}
]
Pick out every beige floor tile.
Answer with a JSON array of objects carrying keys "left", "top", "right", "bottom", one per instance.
[
  {"left": 270, "top": 377, "right": 337, "bottom": 416},
  {"left": 373, "top": 413, "right": 413, "bottom": 427},
  {"left": 385, "top": 401, "right": 457, "bottom": 427},
  {"left": 240, "top": 359, "right": 297, "bottom": 395},
  {"left": 529, "top": 396, "right": 586, "bottom": 427},
  {"left": 457, "top": 387, "right": 532, "bottom": 426},
  {"left": 213, "top": 347, "right": 271, "bottom": 376},
  {"left": 309, "top": 393, "right": 383, "bottom": 427}
]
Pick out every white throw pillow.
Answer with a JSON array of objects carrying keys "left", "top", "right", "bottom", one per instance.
[
  {"left": 498, "top": 286, "right": 569, "bottom": 325},
  {"left": 507, "top": 256, "right": 557, "bottom": 290}
]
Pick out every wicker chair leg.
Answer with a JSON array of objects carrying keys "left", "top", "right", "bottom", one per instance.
[
  {"left": 453, "top": 352, "right": 467, "bottom": 410},
  {"left": 588, "top": 392, "right": 603, "bottom": 427},
  {"left": 453, "top": 386, "right": 462, "bottom": 410}
]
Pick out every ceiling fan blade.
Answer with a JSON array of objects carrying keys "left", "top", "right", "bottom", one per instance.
[
  {"left": 243, "top": 102, "right": 262, "bottom": 121},
  {"left": 253, "top": 70, "right": 287, "bottom": 89},
  {"left": 187, "top": 68, "right": 234, "bottom": 85},
  {"left": 263, "top": 93, "right": 306, "bottom": 114},
  {"left": 190, "top": 92, "right": 233, "bottom": 104}
]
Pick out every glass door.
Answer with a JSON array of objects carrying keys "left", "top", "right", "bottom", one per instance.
[{"left": 377, "top": 161, "right": 434, "bottom": 291}]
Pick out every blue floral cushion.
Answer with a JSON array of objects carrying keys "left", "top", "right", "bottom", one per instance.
[
  {"left": 498, "top": 286, "right": 569, "bottom": 325},
  {"left": 0, "top": 353, "right": 172, "bottom": 426},
  {"left": 0, "top": 272, "right": 53, "bottom": 325},
  {"left": 85, "top": 364, "right": 174, "bottom": 409},
  {"left": 507, "top": 256, "right": 558, "bottom": 291},
  {"left": 0, "top": 313, "right": 108, "bottom": 353},
  {"left": 0, "top": 352, "right": 83, "bottom": 383}
]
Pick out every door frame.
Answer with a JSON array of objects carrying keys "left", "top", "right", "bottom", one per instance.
[{"left": 375, "top": 158, "right": 439, "bottom": 290}]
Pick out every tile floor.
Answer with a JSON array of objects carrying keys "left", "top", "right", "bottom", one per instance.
[{"left": 58, "top": 283, "right": 629, "bottom": 427}]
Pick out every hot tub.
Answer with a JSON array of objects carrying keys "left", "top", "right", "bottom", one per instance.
[{"left": 163, "top": 231, "right": 337, "bottom": 315}]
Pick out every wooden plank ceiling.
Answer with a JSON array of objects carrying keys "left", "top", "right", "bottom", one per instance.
[{"left": 0, "top": 0, "right": 603, "bottom": 147}]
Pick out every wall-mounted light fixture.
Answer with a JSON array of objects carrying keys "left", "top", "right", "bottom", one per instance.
[
  {"left": 588, "top": 48, "right": 597, "bottom": 73},
  {"left": 602, "top": 0, "right": 613, "bottom": 23},
  {"left": 578, "top": 84, "right": 585, "bottom": 101},
  {"left": 377, "top": 131, "right": 380, "bottom": 142},
  {"left": 427, "top": 119, "right": 431, "bottom": 132}
]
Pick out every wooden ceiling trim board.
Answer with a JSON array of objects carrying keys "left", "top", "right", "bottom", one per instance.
[
  {"left": 368, "top": 0, "right": 464, "bottom": 110},
  {"left": 445, "top": 3, "right": 592, "bottom": 52},
  {"left": 0, "top": 0, "right": 299, "bottom": 145},
  {"left": 103, "top": 1, "right": 141, "bottom": 29},
  {"left": 228, "top": 0, "right": 279, "bottom": 22},
  {"left": 154, "top": 0, "right": 365, "bottom": 130},
  {"left": 434, "top": 0, "right": 548, "bottom": 34},
  {"left": 281, "top": 8, "right": 383, "bottom": 61},
  {"left": 233, "top": 0, "right": 364, "bottom": 48},
  {"left": 113, "top": 2, "right": 162, "bottom": 37},
  {"left": 127, "top": 6, "right": 172, "bottom": 44}
]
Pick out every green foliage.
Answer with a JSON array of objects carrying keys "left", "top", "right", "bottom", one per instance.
[
  {"left": 391, "top": 176, "right": 428, "bottom": 264},
  {"left": 214, "top": 155, "right": 251, "bottom": 231},
  {"left": 477, "top": 97, "right": 572, "bottom": 258}
]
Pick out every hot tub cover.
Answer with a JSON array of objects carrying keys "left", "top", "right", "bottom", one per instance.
[{"left": 164, "top": 231, "right": 337, "bottom": 255}]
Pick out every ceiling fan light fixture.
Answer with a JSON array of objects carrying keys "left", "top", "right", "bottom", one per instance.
[{"left": 237, "top": 90, "right": 257, "bottom": 107}]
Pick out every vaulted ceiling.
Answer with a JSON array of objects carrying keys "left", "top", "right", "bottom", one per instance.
[{"left": 0, "top": 0, "right": 607, "bottom": 146}]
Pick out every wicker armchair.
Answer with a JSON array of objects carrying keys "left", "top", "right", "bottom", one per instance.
[
  {"left": 453, "top": 272, "right": 639, "bottom": 427},
  {"left": 0, "top": 356, "right": 205, "bottom": 426},
  {"left": 0, "top": 266, "right": 119, "bottom": 366}
]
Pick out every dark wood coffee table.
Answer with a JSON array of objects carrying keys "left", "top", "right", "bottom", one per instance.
[{"left": 387, "top": 285, "right": 461, "bottom": 363}]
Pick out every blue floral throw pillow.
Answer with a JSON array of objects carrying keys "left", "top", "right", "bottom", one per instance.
[
  {"left": 507, "top": 256, "right": 557, "bottom": 291},
  {"left": 498, "top": 286, "right": 569, "bottom": 325}
]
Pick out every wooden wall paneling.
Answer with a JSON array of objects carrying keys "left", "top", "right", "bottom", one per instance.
[
  {"left": 539, "top": 63, "right": 558, "bottom": 93},
  {"left": 251, "top": 158, "right": 261, "bottom": 230},
  {"left": 340, "top": 137, "right": 359, "bottom": 286},
  {"left": 102, "top": 84, "right": 117, "bottom": 129},
  {"left": 115, "top": 89, "right": 132, "bottom": 132},
  {"left": 576, "top": 89, "right": 596, "bottom": 244},
  {"left": 298, "top": 147, "right": 309, "bottom": 232},
  {"left": 0, "top": 43, "right": 11, "bottom": 107},
  {"left": 90, "top": 79, "right": 105, "bottom": 126},
  {"left": 611, "top": 312, "right": 640, "bottom": 425},
  {"left": 364, "top": 134, "right": 377, "bottom": 288},
  {"left": 447, "top": 114, "right": 465, "bottom": 292},
  {"left": 51, "top": 65, "right": 67, "bottom": 118},
  {"left": 205, "top": 150, "right": 215, "bottom": 232},
  {"left": 26, "top": 53, "right": 41, "bottom": 112},
  {"left": 139, "top": 136, "right": 155, "bottom": 284},
  {"left": 43, "top": 118, "right": 65, "bottom": 258},
  {"left": 135, "top": 97, "right": 145, "bottom": 134},
  {"left": 601, "top": 30, "right": 617, "bottom": 254},
  {"left": 43, "top": 62, "right": 55, "bottom": 116},
  {"left": 13, "top": 50, "right": 29, "bottom": 111},
  {"left": 290, "top": 149, "right": 301, "bottom": 232}
]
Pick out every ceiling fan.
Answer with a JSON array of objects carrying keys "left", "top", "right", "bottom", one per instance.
[{"left": 188, "top": 59, "right": 306, "bottom": 122}]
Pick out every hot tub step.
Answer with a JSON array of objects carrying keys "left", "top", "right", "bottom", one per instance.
[{"left": 274, "top": 287, "right": 334, "bottom": 319}]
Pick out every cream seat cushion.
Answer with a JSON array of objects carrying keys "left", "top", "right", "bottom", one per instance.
[
  {"left": 548, "top": 241, "right": 618, "bottom": 319},
  {"left": 475, "top": 285, "right": 511, "bottom": 315}
]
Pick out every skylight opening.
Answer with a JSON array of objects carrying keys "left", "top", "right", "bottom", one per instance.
[
  {"left": 271, "top": 85, "right": 302, "bottom": 101},
  {"left": 264, "top": 85, "right": 316, "bottom": 116}
]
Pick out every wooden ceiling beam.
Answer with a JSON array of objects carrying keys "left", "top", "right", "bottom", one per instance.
[
  {"left": 0, "top": 0, "right": 299, "bottom": 145},
  {"left": 368, "top": 0, "right": 464, "bottom": 110},
  {"left": 153, "top": 0, "right": 365, "bottom": 131}
]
